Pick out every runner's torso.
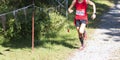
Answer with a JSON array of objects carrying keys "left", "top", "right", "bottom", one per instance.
[{"left": 75, "top": 0, "right": 88, "bottom": 21}]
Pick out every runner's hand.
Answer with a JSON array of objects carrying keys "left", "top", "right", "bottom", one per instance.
[
  {"left": 68, "top": 9, "right": 74, "bottom": 13},
  {"left": 91, "top": 13, "right": 96, "bottom": 20}
]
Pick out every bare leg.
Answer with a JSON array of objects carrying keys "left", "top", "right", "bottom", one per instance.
[{"left": 79, "top": 23, "right": 86, "bottom": 47}]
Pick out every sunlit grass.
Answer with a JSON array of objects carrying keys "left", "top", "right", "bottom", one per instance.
[{"left": 94, "top": 0, "right": 114, "bottom": 7}]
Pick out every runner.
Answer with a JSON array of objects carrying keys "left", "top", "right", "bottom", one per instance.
[{"left": 68, "top": 0, "right": 96, "bottom": 50}]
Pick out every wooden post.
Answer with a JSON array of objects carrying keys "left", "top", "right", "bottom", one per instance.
[{"left": 32, "top": 0, "right": 35, "bottom": 52}]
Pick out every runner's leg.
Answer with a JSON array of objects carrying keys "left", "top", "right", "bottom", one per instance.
[
  {"left": 79, "top": 23, "right": 86, "bottom": 46},
  {"left": 83, "top": 30, "right": 87, "bottom": 40}
]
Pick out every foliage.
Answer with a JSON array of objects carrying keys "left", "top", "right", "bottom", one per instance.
[
  {"left": 0, "top": 0, "right": 32, "bottom": 13},
  {"left": 0, "top": 0, "right": 67, "bottom": 47}
]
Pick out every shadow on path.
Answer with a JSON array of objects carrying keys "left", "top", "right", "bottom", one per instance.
[{"left": 98, "top": 0, "right": 120, "bottom": 42}]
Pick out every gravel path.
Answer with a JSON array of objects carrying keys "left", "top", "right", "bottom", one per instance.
[{"left": 68, "top": 1, "right": 120, "bottom": 60}]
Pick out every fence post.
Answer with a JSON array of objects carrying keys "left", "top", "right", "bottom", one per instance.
[
  {"left": 32, "top": 0, "right": 35, "bottom": 52},
  {"left": 66, "top": 0, "right": 68, "bottom": 17}
]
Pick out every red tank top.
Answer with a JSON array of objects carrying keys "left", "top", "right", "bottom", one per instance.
[{"left": 75, "top": 0, "right": 88, "bottom": 21}]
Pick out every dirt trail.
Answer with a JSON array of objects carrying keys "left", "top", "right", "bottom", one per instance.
[{"left": 68, "top": 1, "right": 120, "bottom": 60}]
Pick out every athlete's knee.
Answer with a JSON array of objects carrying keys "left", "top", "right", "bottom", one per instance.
[{"left": 79, "top": 29, "right": 84, "bottom": 34}]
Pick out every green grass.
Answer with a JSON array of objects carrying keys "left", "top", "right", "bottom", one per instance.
[{"left": 0, "top": 0, "right": 115, "bottom": 60}]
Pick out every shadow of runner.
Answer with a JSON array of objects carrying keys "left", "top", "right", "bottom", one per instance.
[{"left": 34, "top": 39, "right": 79, "bottom": 49}]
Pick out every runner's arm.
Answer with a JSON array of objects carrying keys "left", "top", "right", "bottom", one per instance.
[
  {"left": 68, "top": 0, "right": 76, "bottom": 13},
  {"left": 87, "top": 0, "right": 96, "bottom": 19}
]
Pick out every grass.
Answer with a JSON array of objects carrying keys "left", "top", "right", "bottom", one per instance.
[{"left": 0, "top": 0, "right": 115, "bottom": 60}]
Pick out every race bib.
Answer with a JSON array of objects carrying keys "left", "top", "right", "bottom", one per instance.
[{"left": 76, "top": 10, "right": 85, "bottom": 16}]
